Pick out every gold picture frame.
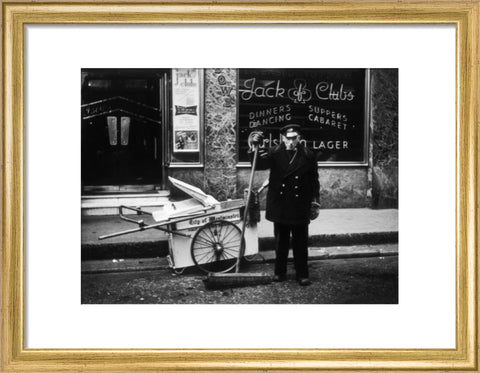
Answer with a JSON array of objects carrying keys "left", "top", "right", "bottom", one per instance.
[{"left": 1, "top": 1, "right": 478, "bottom": 371}]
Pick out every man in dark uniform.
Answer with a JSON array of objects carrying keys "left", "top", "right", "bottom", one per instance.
[{"left": 250, "top": 124, "right": 320, "bottom": 286}]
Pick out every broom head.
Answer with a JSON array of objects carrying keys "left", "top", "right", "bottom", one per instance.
[{"left": 204, "top": 272, "right": 273, "bottom": 290}]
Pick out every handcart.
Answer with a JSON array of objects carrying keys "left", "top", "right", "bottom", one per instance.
[{"left": 98, "top": 177, "right": 259, "bottom": 274}]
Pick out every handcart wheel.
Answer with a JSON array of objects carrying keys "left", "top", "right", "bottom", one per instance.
[{"left": 191, "top": 220, "right": 243, "bottom": 274}]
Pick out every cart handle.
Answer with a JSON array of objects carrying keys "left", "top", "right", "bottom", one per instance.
[
  {"left": 98, "top": 222, "right": 184, "bottom": 240},
  {"left": 119, "top": 205, "right": 153, "bottom": 217},
  {"left": 98, "top": 205, "right": 246, "bottom": 241},
  {"left": 119, "top": 205, "right": 154, "bottom": 227}
]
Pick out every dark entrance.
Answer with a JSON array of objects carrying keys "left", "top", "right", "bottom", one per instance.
[{"left": 81, "top": 69, "right": 169, "bottom": 193}]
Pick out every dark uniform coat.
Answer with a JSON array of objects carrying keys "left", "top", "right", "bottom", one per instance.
[{"left": 254, "top": 142, "right": 320, "bottom": 225}]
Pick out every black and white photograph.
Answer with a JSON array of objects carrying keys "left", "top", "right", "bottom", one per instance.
[
  {"left": 4, "top": 0, "right": 476, "bottom": 369},
  {"left": 81, "top": 68, "right": 398, "bottom": 304}
]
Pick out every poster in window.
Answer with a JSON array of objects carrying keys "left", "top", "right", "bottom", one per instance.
[{"left": 172, "top": 68, "right": 200, "bottom": 152}]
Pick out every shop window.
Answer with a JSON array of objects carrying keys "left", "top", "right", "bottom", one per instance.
[
  {"left": 168, "top": 68, "right": 204, "bottom": 166},
  {"left": 237, "top": 68, "right": 369, "bottom": 166}
]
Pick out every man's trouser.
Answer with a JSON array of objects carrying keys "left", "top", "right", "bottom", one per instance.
[{"left": 273, "top": 222, "right": 309, "bottom": 279}]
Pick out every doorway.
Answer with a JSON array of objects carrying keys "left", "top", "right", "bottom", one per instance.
[{"left": 81, "top": 69, "right": 169, "bottom": 193}]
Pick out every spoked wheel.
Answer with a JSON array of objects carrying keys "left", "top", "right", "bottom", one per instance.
[{"left": 191, "top": 220, "right": 243, "bottom": 274}]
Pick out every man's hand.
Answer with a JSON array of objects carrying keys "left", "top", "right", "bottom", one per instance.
[
  {"left": 248, "top": 131, "right": 264, "bottom": 148},
  {"left": 310, "top": 202, "right": 320, "bottom": 220}
]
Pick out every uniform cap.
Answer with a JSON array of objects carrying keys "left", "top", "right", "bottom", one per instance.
[{"left": 280, "top": 123, "right": 301, "bottom": 137}]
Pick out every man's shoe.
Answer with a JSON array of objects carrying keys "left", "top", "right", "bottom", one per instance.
[
  {"left": 273, "top": 275, "right": 286, "bottom": 282},
  {"left": 298, "top": 278, "right": 311, "bottom": 286}
]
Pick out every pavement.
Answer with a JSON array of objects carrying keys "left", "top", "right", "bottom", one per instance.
[{"left": 82, "top": 208, "right": 398, "bottom": 273}]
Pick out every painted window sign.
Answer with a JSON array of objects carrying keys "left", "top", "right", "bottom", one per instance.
[
  {"left": 172, "top": 68, "right": 200, "bottom": 153},
  {"left": 238, "top": 68, "right": 367, "bottom": 164}
]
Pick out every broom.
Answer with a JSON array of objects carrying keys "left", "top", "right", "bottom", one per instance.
[{"left": 203, "top": 144, "right": 273, "bottom": 289}]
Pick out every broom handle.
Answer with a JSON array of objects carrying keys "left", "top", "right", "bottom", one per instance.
[{"left": 235, "top": 144, "right": 259, "bottom": 273}]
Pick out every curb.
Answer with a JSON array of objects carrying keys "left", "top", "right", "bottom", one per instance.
[
  {"left": 81, "top": 232, "right": 398, "bottom": 261},
  {"left": 81, "top": 244, "right": 399, "bottom": 274}
]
